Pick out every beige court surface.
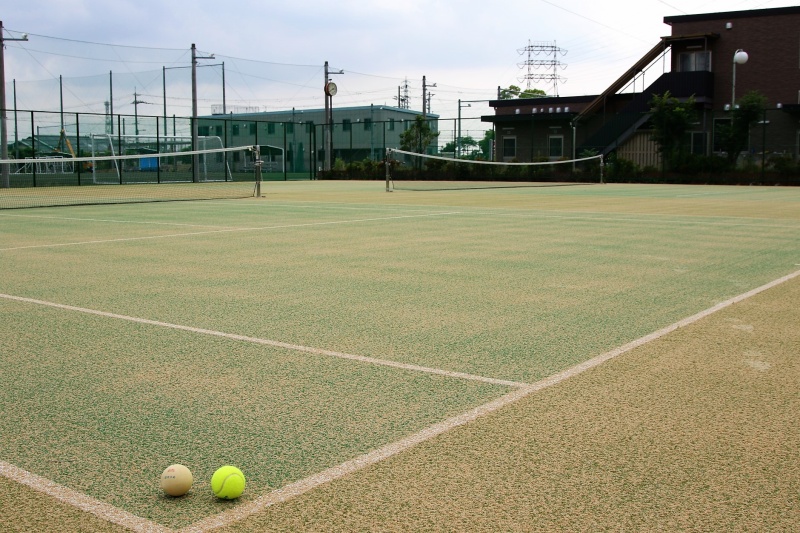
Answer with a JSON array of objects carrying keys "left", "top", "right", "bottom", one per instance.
[{"left": 3, "top": 267, "right": 798, "bottom": 531}]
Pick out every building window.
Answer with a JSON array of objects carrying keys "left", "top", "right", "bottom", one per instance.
[
  {"left": 389, "top": 118, "right": 396, "bottom": 131},
  {"left": 232, "top": 124, "right": 240, "bottom": 136},
  {"left": 267, "top": 123, "right": 276, "bottom": 134},
  {"left": 249, "top": 123, "right": 256, "bottom": 135},
  {"left": 364, "top": 118, "right": 372, "bottom": 131},
  {"left": 503, "top": 137, "right": 516, "bottom": 159},
  {"left": 548, "top": 135, "right": 564, "bottom": 159},
  {"left": 214, "top": 125, "right": 223, "bottom": 137},
  {"left": 679, "top": 51, "right": 711, "bottom": 72},
  {"left": 343, "top": 119, "right": 352, "bottom": 132},
  {"left": 286, "top": 123, "right": 294, "bottom": 134},
  {"left": 198, "top": 126, "right": 210, "bottom": 136}
]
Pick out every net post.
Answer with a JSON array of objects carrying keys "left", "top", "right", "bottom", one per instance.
[
  {"left": 253, "top": 145, "right": 263, "bottom": 197},
  {"left": 600, "top": 154, "right": 605, "bottom": 185},
  {"left": 385, "top": 148, "right": 393, "bottom": 192}
]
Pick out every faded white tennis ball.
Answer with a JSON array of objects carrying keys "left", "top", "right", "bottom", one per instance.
[{"left": 160, "top": 464, "right": 193, "bottom": 497}]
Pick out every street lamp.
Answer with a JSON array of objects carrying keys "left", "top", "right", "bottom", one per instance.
[
  {"left": 1, "top": 21, "right": 28, "bottom": 188},
  {"left": 731, "top": 49, "right": 748, "bottom": 108},
  {"left": 164, "top": 61, "right": 224, "bottom": 140}
]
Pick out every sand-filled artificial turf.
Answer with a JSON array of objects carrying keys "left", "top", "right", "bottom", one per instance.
[
  {"left": 209, "top": 272, "right": 800, "bottom": 532},
  {"left": 1, "top": 182, "right": 798, "bottom": 531}
]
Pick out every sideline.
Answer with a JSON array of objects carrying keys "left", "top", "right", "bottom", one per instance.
[{"left": 0, "top": 461, "right": 169, "bottom": 533}]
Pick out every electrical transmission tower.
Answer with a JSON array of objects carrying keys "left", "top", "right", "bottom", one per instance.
[
  {"left": 517, "top": 40, "right": 567, "bottom": 96},
  {"left": 395, "top": 78, "right": 410, "bottom": 109}
]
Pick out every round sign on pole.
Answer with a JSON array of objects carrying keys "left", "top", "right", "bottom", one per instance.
[{"left": 325, "top": 82, "right": 338, "bottom": 96}]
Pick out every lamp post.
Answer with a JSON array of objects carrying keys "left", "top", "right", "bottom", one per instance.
[
  {"left": 457, "top": 99, "right": 491, "bottom": 159},
  {"left": 1, "top": 21, "right": 28, "bottom": 188},
  {"left": 731, "top": 49, "right": 748, "bottom": 108},
  {"left": 164, "top": 61, "right": 224, "bottom": 143},
  {"left": 457, "top": 100, "right": 471, "bottom": 158}
]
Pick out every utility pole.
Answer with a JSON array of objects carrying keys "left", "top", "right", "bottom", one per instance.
[
  {"left": 132, "top": 90, "right": 150, "bottom": 136},
  {"left": 191, "top": 43, "right": 214, "bottom": 182},
  {"left": 1, "top": 21, "right": 28, "bottom": 188},
  {"left": 422, "top": 76, "right": 436, "bottom": 118}
]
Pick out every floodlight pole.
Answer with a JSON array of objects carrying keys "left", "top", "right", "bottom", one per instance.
[
  {"left": 191, "top": 43, "right": 214, "bottom": 182},
  {"left": 1, "top": 21, "right": 28, "bottom": 188}
]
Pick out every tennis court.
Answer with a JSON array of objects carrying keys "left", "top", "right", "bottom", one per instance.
[{"left": 1, "top": 180, "right": 799, "bottom": 531}]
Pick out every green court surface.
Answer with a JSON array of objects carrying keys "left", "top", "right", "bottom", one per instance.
[{"left": 1, "top": 181, "right": 798, "bottom": 530}]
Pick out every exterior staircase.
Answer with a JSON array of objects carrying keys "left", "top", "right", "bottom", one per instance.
[{"left": 579, "top": 70, "right": 714, "bottom": 156}]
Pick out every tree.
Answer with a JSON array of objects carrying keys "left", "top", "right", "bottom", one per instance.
[
  {"left": 478, "top": 130, "right": 495, "bottom": 159},
  {"left": 649, "top": 91, "right": 697, "bottom": 172},
  {"left": 399, "top": 115, "right": 440, "bottom": 154},
  {"left": 717, "top": 90, "right": 768, "bottom": 165},
  {"left": 440, "top": 136, "right": 478, "bottom": 157},
  {"left": 498, "top": 85, "right": 547, "bottom": 100}
]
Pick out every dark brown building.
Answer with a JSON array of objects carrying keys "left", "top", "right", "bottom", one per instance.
[{"left": 483, "top": 6, "right": 800, "bottom": 169}]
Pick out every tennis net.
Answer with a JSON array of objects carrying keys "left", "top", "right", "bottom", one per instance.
[
  {"left": 386, "top": 148, "right": 604, "bottom": 191},
  {"left": 0, "top": 145, "right": 260, "bottom": 209}
]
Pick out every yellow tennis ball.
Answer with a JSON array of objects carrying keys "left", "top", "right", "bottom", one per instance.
[
  {"left": 160, "top": 464, "right": 193, "bottom": 497},
  {"left": 211, "top": 465, "right": 246, "bottom": 500}
]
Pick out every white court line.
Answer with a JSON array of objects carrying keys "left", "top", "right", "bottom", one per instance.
[
  {"left": 181, "top": 267, "right": 800, "bottom": 532},
  {"left": 468, "top": 209, "right": 800, "bottom": 229},
  {"left": 3, "top": 269, "right": 799, "bottom": 532},
  {"left": 0, "top": 461, "right": 169, "bottom": 533},
  {"left": 0, "top": 211, "right": 461, "bottom": 252},
  {"left": 0, "top": 293, "right": 524, "bottom": 389},
  {"left": 0, "top": 212, "right": 240, "bottom": 229}
]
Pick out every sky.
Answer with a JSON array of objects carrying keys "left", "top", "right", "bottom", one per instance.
[{"left": 2, "top": 0, "right": 797, "bottom": 138}]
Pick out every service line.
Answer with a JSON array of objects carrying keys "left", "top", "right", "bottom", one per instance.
[
  {"left": 0, "top": 292, "right": 524, "bottom": 388},
  {"left": 0, "top": 211, "right": 461, "bottom": 251}
]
